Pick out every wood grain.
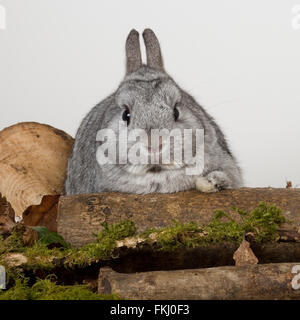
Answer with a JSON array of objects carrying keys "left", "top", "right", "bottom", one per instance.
[{"left": 0, "top": 122, "right": 73, "bottom": 217}]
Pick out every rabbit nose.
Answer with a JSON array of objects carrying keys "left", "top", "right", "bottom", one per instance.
[
  {"left": 147, "top": 143, "right": 163, "bottom": 153},
  {"left": 147, "top": 136, "right": 163, "bottom": 153}
]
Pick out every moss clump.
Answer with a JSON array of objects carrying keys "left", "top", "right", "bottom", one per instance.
[
  {"left": 150, "top": 202, "right": 286, "bottom": 251},
  {"left": 63, "top": 220, "right": 137, "bottom": 266},
  {"left": 0, "top": 279, "right": 31, "bottom": 300},
  {"left": 208, "top": 202, "right": 285, "bottom": 242},
  {"left": 0, "top": 236, "right": 5, "bottom": 255},
  {"left": 0, "top": 229, "right": 24, "bottom": 254},
  {"left": 0, "top": 220, "right": 137, "bottom": 270},
  {"left": 88, "top": 219, "right": 136, "bottom": 257},
  {"left": 0, "top": 278, "right": 119, "bottom": 300}
]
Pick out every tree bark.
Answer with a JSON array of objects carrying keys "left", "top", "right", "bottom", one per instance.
[
  {"left": 0, "top": 122, "right": 73, "bottom": 217},
  {"left": 0, "top": 193, "right": 16, "bottom": 236},
  {"left": 98, "top": 264, "right": 300, "bottom": 300},
  {"left": 57, "top": 188, "right": 300, "bottom": 247}
]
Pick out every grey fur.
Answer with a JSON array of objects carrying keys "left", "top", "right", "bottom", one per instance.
[
  {"left": 126, "top": 29, "right": 142, "bottom": 74},
  {"left": 143, "top": 28, "right": 164, "bottom": 71},
  {"left": 65, "top": 29, "right": 243, "bottom": 195}
]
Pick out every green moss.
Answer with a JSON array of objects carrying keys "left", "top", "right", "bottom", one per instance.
[
  {"left": 0, "top": 220, "right": 137, "bottom": 270},
  {"left": 0, "top": 279, "right": 31, "bottom": 300},
  {"left": 0, "top": 278, "right": 119, "bottom": 300},
  {"left": 85, "top": 219, "right": 136, "bottom": 259},
  {"left": 152, "top": 202, "right": 286, "bottom": 250},
  {"left": 61, "top": 220, "right": 137, "bottom": 267},
  {"left": 24, "top": 243, "right": 66, "bottom": 269},
  {"left": 237, "top": 202, "right": 285, "bottom": 242},
  {"left": 0, "top": 235, "right": 5, "bottom": 255},
  {"left": 1, "top": 228, "right": 24, "bottom": 253},
  {"left": 152, "top": 221, "right": 200, "bottom": 251}
]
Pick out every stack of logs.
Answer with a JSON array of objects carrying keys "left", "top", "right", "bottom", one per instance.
[
  {"left": 59, "top": 188, "right": 300, "bottom": 300},
  {"left": 1, "top": 122, "right": 300, "bottom": 300}
]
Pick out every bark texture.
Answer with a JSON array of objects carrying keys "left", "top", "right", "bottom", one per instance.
[
  {"left": 98, "top": 264, "right": 300, "bottom": 300},
  {"left": 0, "top": 193, "right": 16, "bottom": 236},
  {"left": 57, "top": 188, "right": 300, "bottom": 247}
]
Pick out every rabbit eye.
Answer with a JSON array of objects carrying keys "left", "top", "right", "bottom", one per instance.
[
  {"left": 174, "top": 106, "right": 179, "bottom": 121},
  {"left": 122, "top": 107, "right": 131, "bottom": 125}
]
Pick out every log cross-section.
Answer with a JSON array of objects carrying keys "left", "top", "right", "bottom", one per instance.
[{"left": 0, "top": 122, "right": 74, "bottom": 217}]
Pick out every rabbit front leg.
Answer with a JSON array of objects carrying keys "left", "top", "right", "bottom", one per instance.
[{"left": 195, "top": 170, "right": 233, "bottom": 193}]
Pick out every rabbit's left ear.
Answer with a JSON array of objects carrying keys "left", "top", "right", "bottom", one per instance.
[
  {"left": 142, "top": 29, "right": 164, "bottom": 71},
  {"left": 126, "top": 29, "right": 142, "bottom": 74}
]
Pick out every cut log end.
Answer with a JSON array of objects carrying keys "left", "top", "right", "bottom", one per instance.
[{"left": 0, "top": 122, "right": 73, "bottom": 217}]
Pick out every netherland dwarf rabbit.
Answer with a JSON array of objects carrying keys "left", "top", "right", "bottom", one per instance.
[{"left": 65, "top": 29, "right": 243, "bottom": 195}]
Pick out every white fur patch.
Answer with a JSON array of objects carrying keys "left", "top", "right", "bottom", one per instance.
[{"left": 195, "top": 177, "right": 217, "bottom": 193}]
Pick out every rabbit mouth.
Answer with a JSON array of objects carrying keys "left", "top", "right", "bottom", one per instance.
[
  {"left": 146, "top": 163, "right": 184, "bottom": 173},
  {"left": 122, "top": 163, "right": 183, "bottom": 175},
  {"left": 147, "top": 165, "right": 162, "bottom": 173}
]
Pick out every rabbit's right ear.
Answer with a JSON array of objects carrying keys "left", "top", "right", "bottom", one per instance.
[
  {"left": 126, "top": 29, "right": 142, "bottom": 74},
  {"left": 142, "top": 29, "right": 164, "bottom": 71}
]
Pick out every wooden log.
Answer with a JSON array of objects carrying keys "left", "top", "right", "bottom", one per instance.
[
  {"left": 98, "top": 264, "right": 300, "bottom": 300},
  {"left": 22, "top": 195, "right": 60, "bottom": 232},
  {"left": 0, "top": 122, "right": 73, "bottom": 217},
  {"left": 109, "top": 242, "right": 300, "bottom": 273},
  {"left": 57, "top": 188, "right": 300, "bottom": 247},
  {"left": 0, "top": 193, "right": 16, "bottom": 236},
  {"left": 108, "top": 230, "right": 300, "bottom": 272}
]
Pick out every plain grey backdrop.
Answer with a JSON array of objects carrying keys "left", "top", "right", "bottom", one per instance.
[{"left": 0, "top": 0, "right": 299, "bottom": 188}]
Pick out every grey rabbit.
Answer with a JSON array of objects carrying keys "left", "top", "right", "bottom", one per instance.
[{"left": 65, "top": 29, "right": 243, "bottom": 195}]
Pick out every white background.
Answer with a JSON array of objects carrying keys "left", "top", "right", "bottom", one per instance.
[{"left": 0, "top": 0, "right": 299, "bottom": 187}]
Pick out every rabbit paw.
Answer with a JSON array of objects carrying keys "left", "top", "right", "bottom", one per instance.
[
  {"left": 195, "top": 176, "right": 218, "bottom": 193},
  {"left": 196, "top": 171, "right": 230, "bottom": 193}
]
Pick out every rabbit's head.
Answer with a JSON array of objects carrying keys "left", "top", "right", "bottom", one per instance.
[
  {"left": 100, "top": 29, "right": 201, "bottom": 175},
  {"left": 118, "top": 29, "right": 182, "bottom": 133}
]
